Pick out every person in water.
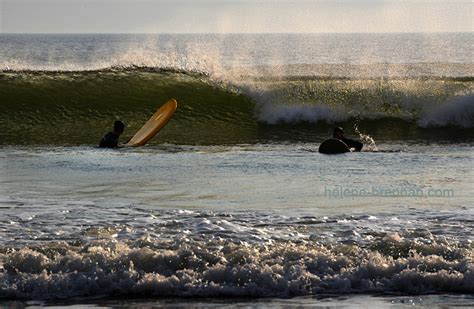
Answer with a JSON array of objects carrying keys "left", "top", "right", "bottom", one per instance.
[
  {"left": 333, "top": 127, "right": 363, "bottom": 152},
  {"left": 99, "top": 120, "right": 125, "bottom": 148}
]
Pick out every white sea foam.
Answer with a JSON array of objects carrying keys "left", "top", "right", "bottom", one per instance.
[
  {"left": 248, "top": 90, "right": 474, "bottom": 128},
  {"left": 0, "top": 236, "right": 472, "bottom": 300},
  {"left": 237, "top": 76, "right": 474, "bottom": 127},
  {"left": 419, "top": 95, "right": 474, "bottom": 128}
]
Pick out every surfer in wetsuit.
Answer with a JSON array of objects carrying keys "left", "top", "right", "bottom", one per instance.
[
  {"left": 99, "top": 120, "right": 125, "bottom": 148},
  {"left": 333, "top": 127, "right": 363, "bottom": 152}
]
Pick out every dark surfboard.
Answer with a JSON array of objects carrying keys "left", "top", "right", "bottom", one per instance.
[{"left": 318, "top": 138, "right": 351, "bottom": 154}]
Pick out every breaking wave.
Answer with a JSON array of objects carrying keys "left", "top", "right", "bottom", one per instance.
[{"left": 0, "top": 67, "right": 473, "bottom": 145}]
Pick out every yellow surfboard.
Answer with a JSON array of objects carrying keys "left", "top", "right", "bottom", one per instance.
[{"left": 126, "top": 99, "right": 177, "bottom": 147}]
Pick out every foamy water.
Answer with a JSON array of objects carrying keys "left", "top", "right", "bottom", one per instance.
[{"left": 0, "top": 144, "right": 473, "bottom": 303}]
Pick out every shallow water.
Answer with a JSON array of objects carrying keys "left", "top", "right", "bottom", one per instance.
[
  {"left": 1, "top": 143, "right": 473, "bottom": 301},
  {"left": 3, "top": 294, "right": 474, "bottom": 308}
]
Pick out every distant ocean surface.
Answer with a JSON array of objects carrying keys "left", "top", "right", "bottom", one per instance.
[{"left": 0, "top": 33, "right": 473, "bottom": 307}]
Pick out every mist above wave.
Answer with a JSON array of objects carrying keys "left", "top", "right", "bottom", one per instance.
[{"left": 1, "top": 33, "right": 473, "bottom": 78}]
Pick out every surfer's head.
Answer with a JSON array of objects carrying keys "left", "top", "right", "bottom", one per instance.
[
  {"left": 333, "top": 127, "right": 344, "bottom": 139},
  {"left": 113, "top": 120, "right": 125, "bottom": 135}
]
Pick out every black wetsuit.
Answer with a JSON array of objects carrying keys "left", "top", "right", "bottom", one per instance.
[
  {"left": 341, "top": 138, "right": 363, "bottom": 151},
  {"left": 99, "top": 132, "right": 120, "bottom": 148}
]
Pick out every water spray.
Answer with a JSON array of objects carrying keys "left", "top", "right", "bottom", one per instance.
[{"left": 353, "top": 118, "right": 378, "bottom": 152}]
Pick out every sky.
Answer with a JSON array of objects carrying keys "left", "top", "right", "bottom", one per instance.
[{"left": 0, "top": 0, "right": 472, "bottom": 33}]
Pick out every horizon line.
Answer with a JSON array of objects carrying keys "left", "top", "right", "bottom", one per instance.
[{"left": 1, "top": 31, "right": 473, "bottom": 35}]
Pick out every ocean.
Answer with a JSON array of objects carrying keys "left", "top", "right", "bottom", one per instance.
[{"left": 0, "top": 33, "right": 473, "bottom": 308}]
